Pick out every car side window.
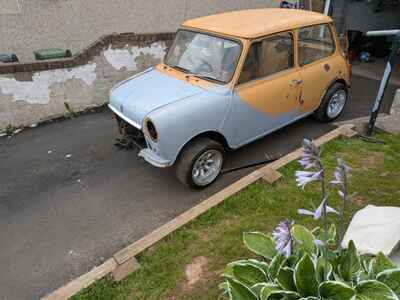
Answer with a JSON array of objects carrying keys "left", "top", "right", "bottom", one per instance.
[
  {"left": 298, "top": 24, "right": 335, "bottom": 66},
  {"left": 238, "top": 32, "right": 294, "bottom": 84}
]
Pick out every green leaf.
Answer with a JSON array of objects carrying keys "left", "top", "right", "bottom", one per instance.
[
  {"left": 227, "top": 278, "right": 259, "bottom": 300},
  {"left": 355, "top": 280, "right": 399, "bottom": 300},
  {"left": 319, "top": 281, "right": 355, "bottom": 300},
  {"left": 227, "top": 259, "right": 268, "bottom": 275},
  {"left": 360, "top": 255, "right": 374, "bottom": 275},
  {"left": 294, "top": 254, "right": 318, "bottom": 297},
  {"left": 316, "top": 256, "right": 333, "bottom": 282},
  {"left": 269, "top": 253, "right": 286, "bottom": 279},
  {"left": 339, "top": 240, "right": 361, "bottom": 282},
  {"left": 252, "top": 282, "right": 276, "bottom": 296},
  {"left": 277, "top": 267, "right": 296, "bottom": 291},
  {"left": 267, "top": 290, "right": 300, "bottom": 300},
  {"left": 243, "top": 232, "right": 277, "bottom": 260},
  {"left": 219, "top": 281, "right": 229, "bottom": 290},
  {"left": 232, "top": 263, "right": 267, "bottom": 287},
  {"left": 328, "top": 223, "right": 337, "bottom": 245},
  {"left": 292, "top": 225, "right": 315, "bottom": 254},
  {"left": 223, "top": 264, "right": 235, "bottom": 278},
  {"left": 372, "top": 252, "right": 397, "bottom": 277},
  {"left": 377, "top": 268, "right": 400, "bottom": 297},
  {"left": 248, "top": 259, "right": 270, "bottom": 276},
  {"left": 259, "top": 284, "right": 280, "bottom": 300}
]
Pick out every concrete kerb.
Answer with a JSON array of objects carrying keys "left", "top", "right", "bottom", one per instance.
[{"left": 42, "top": 124, "right": 357, "bottom": 300}]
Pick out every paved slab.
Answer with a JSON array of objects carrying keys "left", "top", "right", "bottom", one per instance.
[
  {"left": 0, "top": 75, "right": 398, "bottom": 300},
  {"left": 376, "top": 114, "right": 400, "bottom": 134},
  {"left": 342, "top": 205, "right": 400, "bottom": 256}
]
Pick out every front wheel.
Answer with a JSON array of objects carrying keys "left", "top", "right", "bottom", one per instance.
[
  {"left": 314, "top": 83, "right": 348, "bottom": 122},
  {"left": 175, "top": 137, "right": 225, "bottom": 189}
]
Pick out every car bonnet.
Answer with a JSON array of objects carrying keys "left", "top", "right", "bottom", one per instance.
[{"left": 109, "top": 67, "right": 205, "bottom": 128}]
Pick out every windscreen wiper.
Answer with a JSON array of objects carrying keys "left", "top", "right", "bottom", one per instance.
[
  {"left": 169, "top": 64, "right": 189, "bottom": 73},
  {"left": 169, "top": 64, "right": 223, "bottom": 83},
  {"left": 184, "top": 73, "right": 223, "bottom": 84}
]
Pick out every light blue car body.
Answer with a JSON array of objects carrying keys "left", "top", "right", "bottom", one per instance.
[{"left": 109, "top": 66, "right": 306, "bottom": 168}]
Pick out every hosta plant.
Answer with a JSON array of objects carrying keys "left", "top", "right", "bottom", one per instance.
[
  {"left": 220, "top": 228, "right": 400, "bottom": 300},
  {"left": 220, "top": 139, "right": 400, "bottom": 300}
]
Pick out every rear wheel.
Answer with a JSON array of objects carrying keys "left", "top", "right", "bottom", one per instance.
[
  {"left": 175, "top": 137, "right": 225, "bottom": 189},
  {"left": 314, "top": 83, "right": 347, "bottom": 122}
]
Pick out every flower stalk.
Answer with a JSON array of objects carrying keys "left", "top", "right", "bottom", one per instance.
[
  {"left": 296, "top": 139, "right": 335, "bottom": 281},
  {"left": 320, "top": 169, "right": 329, "bottom": 280},
  {"left": 331, "top": 158, "right": 351, "bottom": 250}
]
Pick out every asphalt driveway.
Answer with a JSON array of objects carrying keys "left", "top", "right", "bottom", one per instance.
[{"left": 0, "top": 75, "right": 398, "bottom": 300}]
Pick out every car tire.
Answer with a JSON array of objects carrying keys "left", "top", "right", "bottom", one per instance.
[
  {"left": 175, "top": 137, "right": 225, "bottom": 189},
  {"left": 314, "top": 82, "right": 348, "bottom": 122}
]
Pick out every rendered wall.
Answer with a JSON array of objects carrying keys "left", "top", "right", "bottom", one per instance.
[{"left": 0, "top": 0, "right": 278, "bottom": 62}]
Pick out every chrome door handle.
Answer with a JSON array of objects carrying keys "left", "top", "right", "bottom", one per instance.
[{"left": 291, "top": 79, "right": 303, "bottom": 85}]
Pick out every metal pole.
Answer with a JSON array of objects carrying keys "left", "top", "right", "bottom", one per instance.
[
  {"left": 367, "top": 30, "right": 400, "bottom": 37},
  {"left": 366, "top": 31, "right": 400, "bottom": 136},
  {"left": 323, "top": 0, "right": 332, "bottom": 15}
]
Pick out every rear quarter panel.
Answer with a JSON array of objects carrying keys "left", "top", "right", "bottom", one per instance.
[{"left": 299, "top": 53, "right": 350, "bottom": 113}]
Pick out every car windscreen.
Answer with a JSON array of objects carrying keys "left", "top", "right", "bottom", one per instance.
[{"left": 164, "top": 30, "right": 241, "bottom": 84}]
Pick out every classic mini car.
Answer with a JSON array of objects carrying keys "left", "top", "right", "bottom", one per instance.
[{"left": 108, "top": 9, "right": 351, "bottom": 188}]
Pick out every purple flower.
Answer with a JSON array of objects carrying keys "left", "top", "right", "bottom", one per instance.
[
  {"left": 295, "top": 170, "right": 323, "bottom": 189},
  {"left": 272, "top": 220, "right": 293, "bottom": 258},
  {"left": 331, "top": 158, "right": 351, "bottom": 187},
  {"left": 298, "top": 196, "right": 339, "bottom": 220},
  {"left": 299, "top": 139, "right": 321, "bottom": 170},
  {"left": 299, "top": 156, "right": 318, "bottom": 170}
]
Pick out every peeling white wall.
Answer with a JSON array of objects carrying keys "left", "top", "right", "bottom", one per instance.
[
  {"left": 103, "top": 42, "right": 166, "bottom": 71},
  {"left": 0, "top": 41, "right": 170, "bottom": 130},
  {"left": 0, "top": 64, "right": 97, "bottom": 104}
]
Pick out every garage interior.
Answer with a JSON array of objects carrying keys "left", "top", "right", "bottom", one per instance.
[{"left": 333, "top": 0, "right": 400, "bottom": 85}]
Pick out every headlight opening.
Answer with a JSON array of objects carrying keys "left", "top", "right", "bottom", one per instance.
[{"left": 145, "top": 119, "right": 158, "bottom": 142}]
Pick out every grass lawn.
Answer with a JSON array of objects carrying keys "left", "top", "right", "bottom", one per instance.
[{"left": 73, "top": 133, "right": 400, "bottom": 300}]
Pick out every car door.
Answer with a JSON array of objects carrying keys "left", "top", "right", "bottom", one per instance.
[
  {"left": 296, "top": 23, "right": 341, "bottom": 113},
  {"left": 224, "top": 31, "right": 303, "bottom": 147}
]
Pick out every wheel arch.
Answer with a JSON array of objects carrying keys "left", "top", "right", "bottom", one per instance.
[
  {"left": 335, "top": 78, "right": 348, "bottom": 88},
  {"left": 313, "top": 78, "right": 348, "bottom": 122},
  {"left": 317, "top": 78, "right": 348, "bottom": 108},
  {"left": 173, "top": 130, "right": 230, "bottom": 164}
]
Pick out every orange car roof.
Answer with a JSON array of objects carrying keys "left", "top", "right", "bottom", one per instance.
[{"left": 182, "top": 9, "right": 332, "bottom": 39}]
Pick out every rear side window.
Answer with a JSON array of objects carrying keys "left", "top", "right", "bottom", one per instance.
[
  {"left": 238, "top": 32, "right": 294, "bottom": 84},
  {"left": 298, "top": 24, "right": 335, "bottom": 66}
]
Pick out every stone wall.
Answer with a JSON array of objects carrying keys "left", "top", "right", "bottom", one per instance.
[{"left": 0, "top": 33, "right": 174, "bottom": 130}]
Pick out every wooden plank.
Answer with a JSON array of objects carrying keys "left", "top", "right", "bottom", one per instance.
[
  {"left": 42, "top": 258, "right": 117, "bottom": 300},
  {"left": 261, "top": 167, "right": 282, "bottom": 184},
  {"left": 112, "top": 257, "right": 141, "bottom": 282},
  {"left": 113, "top": 171, "right": 261, "bottom": 264},
  {"left": 340, "top": 126, "right": 358, "bottom": 138},
  {"left": 267, "top": 148, "right": 303, "bottom": 171}
]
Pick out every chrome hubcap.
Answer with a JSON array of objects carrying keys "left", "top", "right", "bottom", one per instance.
[
  {"left": 192, "top": 150, "right": 223, "bottom": 186},
  {"left": 327, "top": 90, "right": 347, "bottom": 119}
]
